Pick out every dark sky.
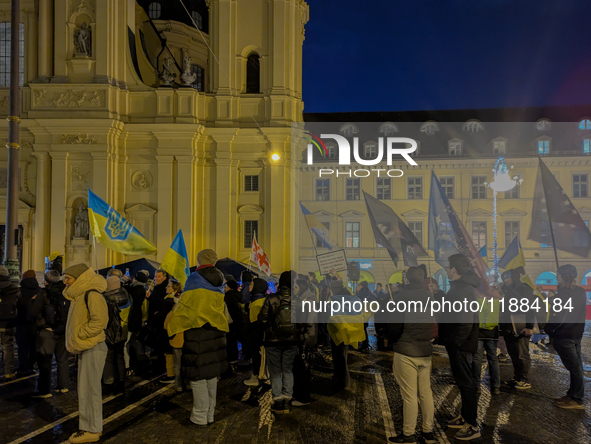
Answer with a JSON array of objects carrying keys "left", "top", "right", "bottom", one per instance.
[{"left": 302, "top": 0, "right": 591, "bottom": 113}]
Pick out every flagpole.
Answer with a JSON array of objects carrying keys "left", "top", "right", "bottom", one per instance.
[
  {"left": 92, "top": 234, "right": 99, "bottom": 273},
  {"left": 539, "top": 163, "right": 560, "bottom": 269}
]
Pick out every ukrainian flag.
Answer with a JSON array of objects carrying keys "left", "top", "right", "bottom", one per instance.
[
  {"left": 160, "top": 230, "right": 190, "bottom": 287},
  {"left": 300, "top": 202, "right": 337, "bottom": 250},
  {"left": 88, "top": 189, "right": 157, "bottom": 256},
  {"left": 479, "top": 244, "right": 488, "bottom": 266},
  {"left": 497, "top": 235, "right": 525, "bottom": 270}
]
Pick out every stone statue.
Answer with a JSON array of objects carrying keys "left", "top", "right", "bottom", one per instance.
[
  {"left": 181, "top": 50, "right": 197, "bottom": 86},
  {"left": 75, "top": 22, "right": 91, "bottom": 56},
  {"left": 158, "top": 57, "right": 176, "bottom": 86},
  {"left": 74, "top": 203, "right": 89, "bottom": 239}
]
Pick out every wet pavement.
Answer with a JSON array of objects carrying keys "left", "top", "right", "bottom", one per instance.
[{"left": 1, "top": 322, "right": 590, "bottom": 444}]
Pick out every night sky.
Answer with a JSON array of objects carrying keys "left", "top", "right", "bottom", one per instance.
[{"left": 302, "top": 0, "right": 591, "bottom": 113}]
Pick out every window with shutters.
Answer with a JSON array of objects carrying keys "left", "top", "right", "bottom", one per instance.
[{"left": 245, "top": 175, "right": 259, "bottom": 192}]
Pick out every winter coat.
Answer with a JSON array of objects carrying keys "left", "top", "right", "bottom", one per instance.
[
  {"left": 258, "top": 287, "right": 298, "bottom": 346},
  {"left": 103, "top": 287, "right": 132, "bottom": 341},
  {"left": 147, "top": 278, "right": 169, "bottom": 329},
  {"left": 171, "top": 267, "right": 228, "bottom": 381},
  {"left": 28, "top": 282, "right": 69, "bottom": 335},
  {"left": 225, "top": 289, "right": 244, "bottom": 336},
  {"left": 63, "top": 268, "right": 108, "bottom": 355},
  {"left": 499, "top": 273, "right": 537, "bottom": 334},
  {"left": 545, "top": 285, "right": 587, "bottom": 340},
  {"left": 0, "top": 275, "right": 19, "bottom": 329},
  {"left": 438, "top": 271, "right": 480, "bottom": 353},
  {"left": 291, "top": 289, "right": 317, "bottom": 347},
  {"left": 127, "top": 281, "right": 146, "bottom": 333},
  {"left": 387, "top": 283, "right": 435, "bottom": 357},
  {"left": 17, "top": 277, "right": 41, "bottom": 327}
]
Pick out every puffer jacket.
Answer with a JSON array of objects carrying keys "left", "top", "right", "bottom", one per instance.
[
  {"left": 438, "top": 270, "right": 480, "bottom": 353},
  {"left": 103, "top": 287, "right": 132, "bottom": 340},
  {"left": 64, "top": 268, "right": 108, "bottom": 354}
]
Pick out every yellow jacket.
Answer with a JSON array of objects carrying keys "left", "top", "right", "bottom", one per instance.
[{"left": 64, "top": 268, "right": 108, "bottom": 355}]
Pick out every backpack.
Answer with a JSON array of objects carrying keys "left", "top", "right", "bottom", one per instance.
[
  {"left": 272, "top": 295, "right": 297, "bottom": 339},
  {"left": 84, "top": 290, "right": 123, "bottom": 346},
  {"left": 0, "top": 285, "right": 18, "bottom": 321}
]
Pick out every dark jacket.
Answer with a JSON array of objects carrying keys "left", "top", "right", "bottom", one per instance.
[
  {"left": 499, "top": 272, "right": 537, "bottom": 334},
  {"left": 438, "top": 271, "right": 480, "bottom": 353},
  {"left": 18, "top": 277, "right": 41, "bottom": 327},
  {"left": 28, "top": 282, "right": 69, "bottom": 335},
  {"left": 181, "top": 266, "right": 227, "bottom": 381},
  {"left": 478, "top": 326, "right": 499, "bottom": 340},
  {"left": 387, "top": 283, "right": 435, "bottom": 357},
  {"left": 291, "top": 289, "right": 317, "bottom": 347},
  {"left": 545, "top": 285, "right": 587, "bottom": 340},
  {"left": 258, "top": 287, "right": 298, "bottom": 346},
  {"left": 0, "top": 275, "right": 20, "bottom": 329},
  {"left": 225, "top": 289, "right": 244, "bottom": 335},
  {"left": 127, "top": 281, "right": 146, "bottom": 332},
  {"left": 147, "top": 278, "right": 169, "bottom": 329}
]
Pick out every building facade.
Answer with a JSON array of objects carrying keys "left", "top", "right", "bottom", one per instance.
[{"left": 0, "top": 0, "right": 309, "bottom": 272}]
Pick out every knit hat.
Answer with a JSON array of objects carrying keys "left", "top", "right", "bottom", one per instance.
[
  {"left": 197, "top": 249, "right": 218, "bottom": 266},
  {"left": 44, "top": 270, "right": 61, "bottom": 284},
  {"left": 279, "top": 270, "right": 297, "bottom": 288},
  {"left": 22, "top": 270, "right": 37, "bottom": 280},
  {"left": 252, "top": 278, "right": 269, "bottom": 295},
  {"left": 557, "top": 264, "right": 577, "bottom": 281},
  {"left": 0, "top": 266, "right": 9, "bottom": 277},
  {"left": 106, "top": 276, "right": 121, "bottom": 291},
  {"left": 63, "top": 263, "right": 90, "bottom": 279},
  {"left": 135, "top": 270, "right": 149, "bottom": 283}
]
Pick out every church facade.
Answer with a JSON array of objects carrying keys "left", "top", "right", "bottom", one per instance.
[{"left": 0, "top": 0, "right": 309, "bottom": 272}]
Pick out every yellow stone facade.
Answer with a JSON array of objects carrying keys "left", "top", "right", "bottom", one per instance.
[{"left": 0, "top": 0, "right": 309, "bottom": 272}]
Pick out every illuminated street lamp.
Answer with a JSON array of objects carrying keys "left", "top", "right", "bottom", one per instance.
[{"left": 487, "top": 157, "right": 523, "bottom": 276}]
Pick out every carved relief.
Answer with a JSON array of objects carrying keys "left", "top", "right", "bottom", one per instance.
[
  {"left": 71, "top": 167, "right": 91, "bottom": 191},
  {"left": 131, "top": 170, "right": 153, "bottom": 190},
  {"left": 23, "top": 162, "right": 34, "bottom": 199},
  {"left": 34, "top": 89, "right": 106, "bottom": 108},
  {"left": 72, "top": 0, "right": 95, "bottom": 16},
  {"left": 61, "top": 134, "right": 98, "bottom": 144}
]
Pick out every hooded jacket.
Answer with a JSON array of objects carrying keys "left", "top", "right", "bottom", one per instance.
[
  {"left": 0, "top": 275, "right": 20, "bottom": 329},
  {"left": 545, "top": 285, "right": 586, "bottom": 339},
  {"left": 17, "top": 277, "right": 41, "bottom": 326},
  {"left": 28, "top": 281, "right": 69, "bottom": 335},
  {"left": 168, "top": 267, "right": 228, "bottom": 381},
  {"left": 127, "top": 281, "right": 146, "bottom": 332},
  {"left": 438, "top": 270, "right": 480, "bottom": 353},
  {"left": 64, "top": 267, "right": 108, "bottom": 354},
  {"left": 103, "top": 286, "right": 132, "bottom": 340}
]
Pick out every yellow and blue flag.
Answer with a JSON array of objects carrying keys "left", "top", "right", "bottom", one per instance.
[
  {"left": 88, "top": 188, "right": 157, "bottom": 255},
  {"left": 497, "top": 235, "right": 525, "bottom": 270},
  {"left": 300, "top": 202, "right": 337, "bottom": 250},
  {"left": 160, "top": 230, "right": 190, "bottom": 287},
  {"left": 479, "top": 244, "right": 488, "bottom": 265}
]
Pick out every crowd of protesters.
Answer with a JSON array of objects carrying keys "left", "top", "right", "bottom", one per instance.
[{"left": 0, "top": 249, "right": 587, "bottom": 443}]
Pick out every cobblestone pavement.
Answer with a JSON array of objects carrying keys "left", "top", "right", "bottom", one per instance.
[{"left": 1, "top": 322, "right": 590, "bottom": 444}]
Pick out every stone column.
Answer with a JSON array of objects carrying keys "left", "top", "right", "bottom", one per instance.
[
  {"left": 175, "top": 154, "right": 194, "bottom": 262},
  {"left": 32, "top": 152, "right": 51, "bottom": 270},
  {"left": 48, "top": 152, "right": 68, "bottom": 263},
  {"left": 37, "top": 0, "right": 54, "bottom": 81},
  {"left": 155, "top": 155, "right": 174, "bottom": 262}
]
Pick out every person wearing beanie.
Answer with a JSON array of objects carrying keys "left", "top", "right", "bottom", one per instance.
[
  {"left": 16, "top": 270, "right": 41, "bottom": 376},
  {"left": 0, "top": 265, "right": 20, "bottom": 381},
  {"left": 224, "top": 278, "right": 244, "bottom": 365},
  {"left": 167, "top": 249, "right": 228, "bottom": 426},
  {"left": 124, "top": 271, "right": 149, "bottom": 376},
  {"left": 243, "top": 278, "right": 269, "bottom": 387},
  {"left": 62, "top": 263, "right": 108, "bottom": 443},
  {"left": 28, "top": 272, "right": 69, "bottom": 398},
  {"left": 545, "top": 264, "right": 586, "bottom": 410},
  {"left": 102, "top": 276, "right": 131, "bottom": 395}
]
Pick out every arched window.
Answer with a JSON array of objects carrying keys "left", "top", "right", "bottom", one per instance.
[
  {"left": 148, "top": 2, "right": 162, "bottom": 19},
  {"left": 579, "top": 119, "right": 591, "bottom": 130},
  {"left": 462, "top": 120, "right": 484, "bottom": 133},
  {"left": 339, "top": 123, "right": 358, "bottom": 137},
  {"left": 246, "top": 53, "right": 260, "bottom": 94},
  {"left": 420, "top": 121, "right": 439, "bottom": 136},
  {"left": 191, "top": 64, "right": 204, "bottom": 92},
  {"left": 192, "top": 11, "right": 203, "bottom": 30},
  {"left": 536, "top": 119, "right": 551, "bottom": 131},
  {"left": 379, "top": 122, "right": 398, "bottom": 136}
]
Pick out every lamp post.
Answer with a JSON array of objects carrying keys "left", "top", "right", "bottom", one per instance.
[
  {"left": 4, "top": 0, "right": 21, "bottom": 280},
  {"left": 487, "top": 157, "right": 522, "bottom": 277}
]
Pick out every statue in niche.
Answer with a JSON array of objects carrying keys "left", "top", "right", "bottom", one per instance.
[
  {"left": 74, "top": 202, "right": 89, "bottom": 240},
  {"left": 158, "top": 57, "right": 176, "bottom": 86},
  {"left": 181, "top": 49, "right": 197, "bottom": 86},
  {"left": 75, "top": 22, "right": 91, "bottom": 56}
]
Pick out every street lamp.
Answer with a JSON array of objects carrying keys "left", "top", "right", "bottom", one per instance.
[{"left": 487, "top": 157, "right": 522, "bottom": 276}]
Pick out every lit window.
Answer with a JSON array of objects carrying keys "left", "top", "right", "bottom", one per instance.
[
  {"left": 364, "top": 144, "right": 377, "bottom": 158},
  {"left": 345, "top": 178, "right": 360, "bottom": 201},
  {"left": 0, "top": 22, "right": 24, "bottom": 87},
  {"left": 472, "top": 221, "right": 487, "bottom": 249},
  {"left": 584, "top": 139, "right": 591, "bottom": 154},
  {"left": 493, "top": 140, "right": 506, "bottom": 154},
  {"left": 505, "top": 221, "right": 519, "bottom": 247},
  {"left": 315, "top": 179, "right": 330, "bottom": 201},
  {"left": 462, "top": 120, "right": 484, "bottom": 133},
  {"left": 471, "top": 176, "right": 487, "bottom": 199},
  {"left": 191, "top": 11, "right": 203, "bottom": 29},
  {"left": 246, "top": 53, "right": 260, "bottom": 94},
  {"left": 326, "top": 145, "right": 336, "bottom": 159},
  {"left": 345, "top": 222, "right": 360, "bottom": 248},
  {"left": 536, "top": 119, "right": 551, "bottom": 131},
  {"left": 245, "top": 175, "right": 259, "bottom": 192},
  {"left": 316, "top": 222, "right": 330, "bottom": 248},
  {"left": 440, "top": 177, "right": 454, "bottom": 199},
  {"left": 379, "top": 123, "right": 398, "bottom": 136},
  {"left": 191, "top": 64, "right": 204, "bottom": 91},
  {"left": 244, "top": 220, "right": 258, "bottom": 248},
  {"left": 408, "top": 177, "right": 422, "bottom": 199},
  {"left": 408, "top": 221, "right": 423, "bottom": 245},
  {"left": 573, "top": 174, "right": 588, "bottom": 198},
  {"left": 579, "top": 119, "right": 591, "bottom": 130},
  {"left": 538, "top": 140, "right": 550, "bottom": 155},
  {"left": 377, "top": 178, "right": 391, "bottom": 200},
  {"left": 449, "top": 141, "right": 462, "bottom": 156},
  {"left": 506, "top": 175, "right": 520, "bottom": 199},
  {"left": 420, "top": 121, "right": 439, "bottom": 136},
  {"left": 148, "top": 2, "right": 162, "bottom": 19}
]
